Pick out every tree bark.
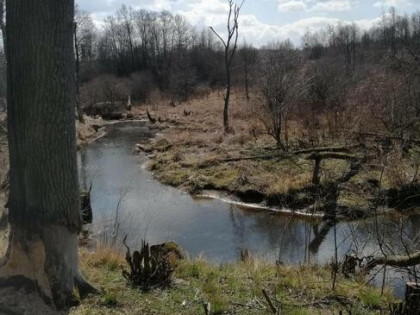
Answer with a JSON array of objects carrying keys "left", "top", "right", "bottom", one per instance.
[
  {"left": 74, "top": 21, "right": 85, "bottom": 123},
  {"left": 0, "top": 0, "right": 94, "bottom": 309}
]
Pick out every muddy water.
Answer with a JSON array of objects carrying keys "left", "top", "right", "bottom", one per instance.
[{"left": 78, "top": 121, "right": 420, "bottom": 296}]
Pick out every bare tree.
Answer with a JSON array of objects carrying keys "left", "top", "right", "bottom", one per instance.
[
  {"left": 239, "top": 42, "right": 257, "bottom": 100},
  {"left": 259, "top": 42, "right": 299, "bottom": 151},
  {"left": 210, "top": 0, "right": 244, "bottom": 132},
  {"left": 0, "top": 0, "right": 94, "bottom": 308}
]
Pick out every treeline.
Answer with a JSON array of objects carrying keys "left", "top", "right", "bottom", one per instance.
[
  {"left": 1, "top": 5, "right": 418, "bottom": 144},
  {"left": 75, "top": 5, "right": 230, "bottom": 104},
  {"left": 256, "top": 8, "right": 420, "bottom": 149}
]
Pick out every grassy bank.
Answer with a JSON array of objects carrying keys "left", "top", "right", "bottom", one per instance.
[
  {"left": 132, "top": 90, "right": 420, "bottom": 219},
  {"left": 72, "top": 248, "right": 395, "bottom": 315}
]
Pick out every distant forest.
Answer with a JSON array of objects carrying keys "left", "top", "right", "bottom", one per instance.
[{"left": 0, "top": 6, "right": 419, "bottom": 139}]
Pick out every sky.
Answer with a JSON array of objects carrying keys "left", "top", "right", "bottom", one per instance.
[{"left": 76, "top": 0, "right": 420, "bottom": 47}]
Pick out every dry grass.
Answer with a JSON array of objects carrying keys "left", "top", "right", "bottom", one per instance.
[
  {"left": 134, "top": 89, "right": 314, "bottom": 195},
  {"left": 76, "top": 115, "right": 105, "bottom": 148},
  {"left": 130, "top": 89, "right": 419, "bottom": 214},
  {"left": 134, "top": 90, "right": 418, "bottom": 216}
]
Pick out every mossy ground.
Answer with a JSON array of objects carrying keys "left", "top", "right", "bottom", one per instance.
[
  {"left": 72, "top": 248, "right": 396, "bottom": 315},
  {"left": 132, "top": 90, "right": 419, "bottom": 216}
]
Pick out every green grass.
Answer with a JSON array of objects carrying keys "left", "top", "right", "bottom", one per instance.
[{"left": 71, "top": 250, "right": 396, "bottom": 315}]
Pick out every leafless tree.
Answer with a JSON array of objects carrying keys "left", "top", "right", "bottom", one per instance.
[
  {"left": 210, "top": 0, "right": 244, "bottom": 132},
  {"left": 259, "top": 42, "right": 299, "bottom": 151},
  {"left": 239, "top": 42, "right": 257, "bottom": 100}
]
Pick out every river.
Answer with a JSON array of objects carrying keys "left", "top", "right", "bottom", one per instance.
[{"left": 78, "top": 121, "right": 420, "bottom": 297}]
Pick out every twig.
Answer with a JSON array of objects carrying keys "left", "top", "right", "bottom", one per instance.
[
  {"left": 262, "top": 289, "right": 277, "bottom": 314},
  {"left": 202, "top": 301, "right": 211, "bottom": 315}
]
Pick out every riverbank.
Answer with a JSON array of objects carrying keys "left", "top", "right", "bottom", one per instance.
[
  {"left": 0, "top": 237, "right": 397, "bottom": 314},
  {"left": 0, "top": 120, "right": 400, "bottom": 314},
  {"left": 131, "top": 90, "right": 420, "bottom": 220},
  {"left": 71, "top": 247, "right": 395, "bottom": 315}
]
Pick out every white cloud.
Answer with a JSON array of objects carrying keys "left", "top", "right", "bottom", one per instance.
[
  {"left": 278, "top": 1, "right": 306, "bottom": 12},
  {"left": 313, "top": 0, "right": 352, "bottom": 12},
  {"left": 177, "top": 0, "right": 229, "bottom": 26},
  {"left": 78, "top": 0, "right": 389, "bottom": 47},
  {"left": 278, "top": 0, "right": 353, "bottom": 12},
  {"left": 373, "top": 0, "right": 412, "bottom": 7}
]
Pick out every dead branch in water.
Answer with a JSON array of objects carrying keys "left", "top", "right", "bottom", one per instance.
[{"left": 146, "top": 109, "right": 156, "bottom": 123}]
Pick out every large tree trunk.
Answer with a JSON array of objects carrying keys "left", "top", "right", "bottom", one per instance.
[
  {"left": 74, "top": 21, "right": 85, "bottom": 124},
  {"left": 0, "top": 0, "right": 93, "bottom": 309}
]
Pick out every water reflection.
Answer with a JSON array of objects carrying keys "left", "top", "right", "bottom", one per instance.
[{"left": 78, "top": 121, "right": 420, "bottom": 296}]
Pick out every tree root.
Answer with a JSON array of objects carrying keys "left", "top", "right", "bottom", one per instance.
[{"left": 74, "top": 273, "right": 98, "bottom": 298}]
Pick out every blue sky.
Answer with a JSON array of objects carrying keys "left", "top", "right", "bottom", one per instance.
[{"left": 77, "top": 0, "right": 419, "bottom": 46}]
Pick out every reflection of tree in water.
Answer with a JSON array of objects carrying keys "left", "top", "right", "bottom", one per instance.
[
  {"left": 228, "top": 207, "right": 319, "bottom": 264},
  {"left": 229, "top": 205, "right": 246, "bottom": 259},
  {"left": 227, "top": 202, "right": 420, "bottom": 274},
  {"left": 309, "top": 220, "right": 335, "bottom": 255}
]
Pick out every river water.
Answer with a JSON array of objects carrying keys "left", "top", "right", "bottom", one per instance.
[{"left": 78, "top": 121, "right": 420, "bottom": 296}]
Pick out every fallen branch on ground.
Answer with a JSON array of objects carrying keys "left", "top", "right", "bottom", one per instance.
[
  {"left": 307, "top": 152, "right": 358, "bottom": 161},
  {"left": 365, "top": 251, "right": 420, "bottom": 270},
  {"left": 206, "top": 146, "right": 361, "bottom": 165},
  {"left": 262, "top": 289, "right": 277, "bottom": 314}
]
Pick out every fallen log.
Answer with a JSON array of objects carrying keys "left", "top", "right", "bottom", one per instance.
[
  {"left": 366, "top": 251, "right": 420, "bottom": 270},
  {"left": 292, "top": 145, "right": 361, "bottom": 155},
  {"left": 307, "top": 152, "right": 357, "bottom": 161},
  {"left": 202, "top": 146, "right": 361, "bottom": 166}
]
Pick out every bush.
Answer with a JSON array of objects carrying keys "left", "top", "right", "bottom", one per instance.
[{"left": 130, "top": 71, "right": 154, "bottom": 102}]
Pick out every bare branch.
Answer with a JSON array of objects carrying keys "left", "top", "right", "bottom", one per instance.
[{"left": 209, "top": 26, "right": 226, "bottom": 48}]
